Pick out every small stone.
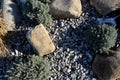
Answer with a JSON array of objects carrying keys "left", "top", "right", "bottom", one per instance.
[
  {"left": 79, "top": 54, "right": 83, "bottom": 58},
  {"left": 67, "top": 69, "right": 71, "bottom": 73},
  {"left": 58, "top": 66, "right": 61, "bottom": 71},
  {"left": 92, "top": 78, "right": 97, "bottom": 80},
  {"left": 67, "top": 48, "right": 70, "bottom": 52},
  {"left": 71, "top": 74, "right": 76, "bottom": 78},
  {"left": 11, "top": 52, "right": 15, "bottom": 56},
  {"left": 50, "top": 77, "right": 54, "bottom": 80},
  {"left": 15, "top": 49, "right": 19, "bottom": 56},
  {"left": 26, "top": 24, "right": 55, "bottom": 56},
  {"left": 61, "top": 22, "right": 64, "bottom": 27},
  {"left": 73, "top": 55, "right": 78, "bottom": 61},
  {"left": 70, "top": 51, "right": 74, "bottom": 54},
  {"left": 63, "top": 67, "right": 67, "bottom": 72}
]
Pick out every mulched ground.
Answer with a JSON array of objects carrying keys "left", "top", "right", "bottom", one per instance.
[{"left": 0, "top": 0, "right": 120, "bottom": 80}]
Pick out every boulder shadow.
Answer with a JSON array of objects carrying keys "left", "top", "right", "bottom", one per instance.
[{"left": 5, "top": 30, "right": 35, "bottom": 56}]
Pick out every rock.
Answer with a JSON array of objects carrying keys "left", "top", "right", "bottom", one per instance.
[
  {"left": 90, "top": 0, "right": 120, "bottom": 15},
  {"left": 2, "top": 0, "right": 21, "bottom": 30},
  {"left": 50, "top": 0, "right": 82, "bottom": 19},
  {"left": 92, "top": 51, "right": 120, "bottom": 80},
  {"left": 26, "top": 24, "right": 55, "bottom": 56}
]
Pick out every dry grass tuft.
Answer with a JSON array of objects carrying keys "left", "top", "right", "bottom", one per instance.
[{"left": 0, "top": 15, "right": 10, "bottom": 58}]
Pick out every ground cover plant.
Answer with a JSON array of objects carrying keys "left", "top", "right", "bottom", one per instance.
[
  {"left": 84, "top": 24, "right": 118, "bottom": 54},
  {"left": 8, "top": 55, "right": 50, "bottom": 80},
  {"left": 22, "top": 0, "right": 52, "bottom": 25}
]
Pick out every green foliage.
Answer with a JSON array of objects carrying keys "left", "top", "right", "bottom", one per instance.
[
  {"left": 22, "top": 0, "right": 52, "bottom": 25},
  {"left": 8, "top": 55, "right": 50, "bottom": 80},
  {"left": 38, "top": 0, "right": 51, "bottom": 4},
  {"left": 84, "top": 24, "right": 118, "bottom": 54}
]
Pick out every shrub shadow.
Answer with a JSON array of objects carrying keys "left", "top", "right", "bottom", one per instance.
[{"left": 0, "top": 56, "right": 22, "bottom": 80}]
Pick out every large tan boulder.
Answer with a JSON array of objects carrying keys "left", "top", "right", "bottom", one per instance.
[
  {"left": 90, "top": 0, "right": 120, "bottom": 15},
  {"left": 92, "top": 49, "right": 120, "bottom": 80},
  {"left": 2, "top": 0, "right": 21, "bottom": 30},
  {"left": 26, "top": 24, "right": 55, "bottom": 56},
  {"left": 50, "top": 0, "right": 82, "bottom": 19}
]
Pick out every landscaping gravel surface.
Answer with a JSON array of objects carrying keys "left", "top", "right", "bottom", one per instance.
[{"left": 1, "top": 0, "right": 120, "bottom": 80}]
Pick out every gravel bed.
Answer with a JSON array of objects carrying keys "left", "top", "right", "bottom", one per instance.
[{"left": 0, "top": 0, "right": 120, "bottom": 80}]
